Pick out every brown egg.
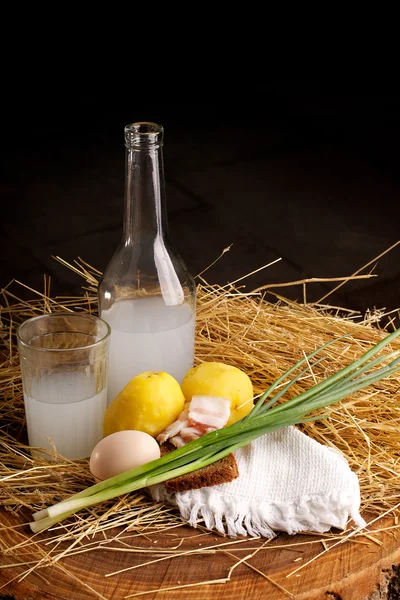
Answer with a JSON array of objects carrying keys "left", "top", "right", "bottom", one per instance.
[{"left": 89, "top": 430, "right": 161, "bottom": 481}]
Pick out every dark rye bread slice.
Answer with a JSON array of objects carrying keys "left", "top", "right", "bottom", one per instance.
[{"left": 160, "top": 442, "right": 239, "bottom": 494}]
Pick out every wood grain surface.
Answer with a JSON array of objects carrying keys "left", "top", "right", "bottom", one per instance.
[{"left": 1, "top": 509, "right": 399, "bottom": 600}]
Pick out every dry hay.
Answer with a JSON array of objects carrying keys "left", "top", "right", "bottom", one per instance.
[{"left": 1, "top": 255, "right": 400, "bottom": 597}]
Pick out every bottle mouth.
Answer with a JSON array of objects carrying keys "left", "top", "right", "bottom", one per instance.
[{"left": 125, "top": 122, "right": 164, "bottom": 148}]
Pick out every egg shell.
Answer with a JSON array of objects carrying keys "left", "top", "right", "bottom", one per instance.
[{"left": 89, "top": 430, "right": 161, "bottom": 481}]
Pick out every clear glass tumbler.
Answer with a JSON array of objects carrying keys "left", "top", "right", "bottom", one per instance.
[{"left": 17, "top": 313, "right": 110, "bottom": 460}]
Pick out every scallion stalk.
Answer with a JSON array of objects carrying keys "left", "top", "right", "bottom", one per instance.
[{"left": 30, "top": 327, "right": 400, "bottom": 533}]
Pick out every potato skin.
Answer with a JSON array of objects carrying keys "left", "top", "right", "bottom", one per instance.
[
  {"left": 181, "top": 362, "right": 254, "bottom": 426},
  {"left": 104, "top": 371, "right": 185, "bottom": 437}
]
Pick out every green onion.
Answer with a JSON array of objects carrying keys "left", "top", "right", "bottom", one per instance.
[{"left": 30, "top": 327, "right": 400, "bottom": 533}]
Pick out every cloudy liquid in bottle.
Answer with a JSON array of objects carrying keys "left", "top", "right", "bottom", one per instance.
[{"left": 101, "top": 296, "right": 195, "bottom": 405}]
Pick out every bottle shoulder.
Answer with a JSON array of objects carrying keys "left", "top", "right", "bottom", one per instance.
[{"left": 98, "top": 239, "right": 195, "bottom": 309}]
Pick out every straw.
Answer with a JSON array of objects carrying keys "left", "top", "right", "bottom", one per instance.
[{"left": 1, "top": 253, "right": 400, "bottom": 596}]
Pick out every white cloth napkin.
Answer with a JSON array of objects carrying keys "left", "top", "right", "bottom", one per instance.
[{"left": 150, "top": 426, "right": 366, "bottom": 538}]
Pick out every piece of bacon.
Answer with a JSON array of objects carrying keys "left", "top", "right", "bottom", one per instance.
[
  {"left": 156, "top": 395, "right": 231, "bottom": 448},
  {"left": 189, "top": 395, "right": 230, "bottom": 430},
  {"left": 156, "top": 404, "right": 190, "bottom": 445}
]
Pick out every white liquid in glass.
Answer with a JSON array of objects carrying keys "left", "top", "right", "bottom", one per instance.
[
  {"left": 101, "top": 296, "right": 195, "bottom": 405},
  {"left": 24, "top": 372, "right": 107, "bottom": 460}
]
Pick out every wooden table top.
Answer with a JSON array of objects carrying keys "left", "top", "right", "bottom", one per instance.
[{"left": 1, "top": 509, "right": 399, "bottom": 600}]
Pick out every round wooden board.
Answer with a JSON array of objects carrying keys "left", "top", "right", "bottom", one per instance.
[{"left": 1, "top": 510, "right": 399, "bottom": 600}]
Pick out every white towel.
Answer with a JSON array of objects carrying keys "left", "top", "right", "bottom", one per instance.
[{"left": 150, "top": 426, "right": 366, "bottom": 538}]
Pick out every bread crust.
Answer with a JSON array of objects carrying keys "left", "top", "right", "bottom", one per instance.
[{"left": 160, "top": 443, "right": 239, "bottom": 493}]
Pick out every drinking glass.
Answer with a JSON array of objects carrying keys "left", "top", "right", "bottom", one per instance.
[{"left": 17, "top": 313, "right": 110, "bottom": 460}]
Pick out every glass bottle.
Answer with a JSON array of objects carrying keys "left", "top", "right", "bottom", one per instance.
[{"left": 98, "top": 122, "right": 196, "bottom": 405}]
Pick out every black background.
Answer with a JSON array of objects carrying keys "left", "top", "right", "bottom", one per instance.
[{"left": 2, "top": 83, "right": 400, "bottom": 318}]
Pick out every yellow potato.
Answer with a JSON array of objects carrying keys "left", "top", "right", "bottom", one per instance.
[
  {"left": 181, "top": 362, "right": 254, "bottom": 426},
  {"left": 103, "top": 371, "right": 185, "bottom": 438}
]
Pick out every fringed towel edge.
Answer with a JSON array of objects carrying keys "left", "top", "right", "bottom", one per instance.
[{"left": 149, "top": 482, "right": 366, "bottom": 538}]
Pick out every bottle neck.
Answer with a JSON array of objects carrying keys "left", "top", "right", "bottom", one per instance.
[{"left": 123, "top": 144, "right": 168, "bottom": 245}]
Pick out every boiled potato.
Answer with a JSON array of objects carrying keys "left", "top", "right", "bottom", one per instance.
[
  {"left": 181, "top": 362, "right": 254, "bottom": 425},
  {"left": 104, "top": 371, "right": 185, "bottom": 438}
]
